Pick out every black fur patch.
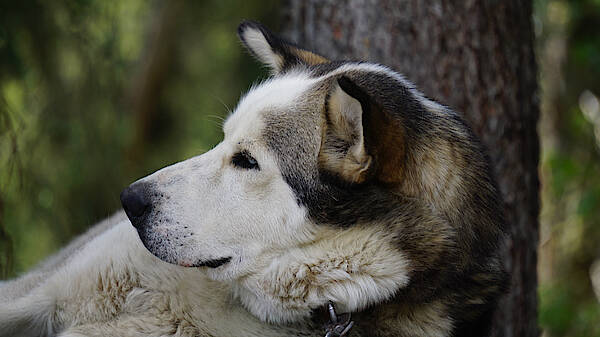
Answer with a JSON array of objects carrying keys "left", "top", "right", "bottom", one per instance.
[{"left": 192, "top": 257, "right": 232, "bottom": 268}]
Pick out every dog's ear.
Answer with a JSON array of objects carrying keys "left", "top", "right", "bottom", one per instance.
[
  {"left": 319, "top": 77, "right": 372, "bottom": 183},
  {"left": 238, "top": 20, "right": 329, "bottom": 74},
  {"left": 320, "top": 76, "right": 405, "bottom": 184}
]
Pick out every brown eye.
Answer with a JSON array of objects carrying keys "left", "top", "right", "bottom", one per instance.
[{"left": 231, "top": 151, "right": 259, "bottom": 170}]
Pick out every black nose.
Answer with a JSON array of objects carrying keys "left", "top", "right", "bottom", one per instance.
[{"left": 120, "top": 182, "right": 151, "bottom": 227}]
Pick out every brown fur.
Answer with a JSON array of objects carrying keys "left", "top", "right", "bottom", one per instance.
[{"left": 240, "top": 20, "right": 508, "bottom": 337}]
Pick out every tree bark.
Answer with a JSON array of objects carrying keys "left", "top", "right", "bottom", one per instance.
[{"left": 282, "top": 1, "right": 539, "bottom": 336}]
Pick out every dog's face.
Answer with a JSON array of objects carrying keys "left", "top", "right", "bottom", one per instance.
[
  {"left": 121, "top": 22, "right": 381, "bottom": 279},
  {"left": 120, "top": 21, "right": 430, "bottom": 322},
  {"left": 122, "top": 73, "right": 327, "bottom": 281}
]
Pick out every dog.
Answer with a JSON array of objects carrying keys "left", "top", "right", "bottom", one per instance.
[{"left": 0, "top": 21, "right": 507, "bottom": 337}]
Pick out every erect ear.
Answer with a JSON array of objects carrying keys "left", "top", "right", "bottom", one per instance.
[
  {"left": 319, "top": 77, "right": 372, "bottom": 184},
  {"left": 320, "top": 76, "right": 405, "bottom": 184},
  {"left": 237, "top": 20, "right": 329, "bottom": 74}
]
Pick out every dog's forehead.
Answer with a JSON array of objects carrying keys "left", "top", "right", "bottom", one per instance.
[{"left": 224, "top": 71, "right": 319, "bottom": 139}]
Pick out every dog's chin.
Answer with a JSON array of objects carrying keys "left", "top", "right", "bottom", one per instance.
[
  {"left": 145, "top": 247, "right": 232, "bottom": 269},
  {"left": 134, "top": 227, "right": 232, "bottom": 269},
  {"left": 145, "top": 245, "right": 232, "bottom": 269}
]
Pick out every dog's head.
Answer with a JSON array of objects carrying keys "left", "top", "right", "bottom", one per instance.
[{"left": 120, "top": 21, "right": 496, "bottom": 324}]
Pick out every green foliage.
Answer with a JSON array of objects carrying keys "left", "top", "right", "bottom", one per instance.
[
  {"left": 536, "top": 0, "right": 600, "bottom": 335},
  {"left": 540, "top": 283, "right": 600, "bottom": 337}
]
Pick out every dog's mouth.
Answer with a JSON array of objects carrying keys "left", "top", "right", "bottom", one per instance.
[
  {"left": 191, "top": 257, "right": 232, "bottom": 268},
  {"left": 136, "top": 230, "right": 232, "bottom": 269}
]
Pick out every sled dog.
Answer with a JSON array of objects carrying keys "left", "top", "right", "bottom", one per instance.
[{"left": 0, "top": 21, "right": 507, "bottom": 337}]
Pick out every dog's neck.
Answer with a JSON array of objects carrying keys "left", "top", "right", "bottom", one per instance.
[{"left": 231, "top": 226, "right": 411, "bottom": 324}]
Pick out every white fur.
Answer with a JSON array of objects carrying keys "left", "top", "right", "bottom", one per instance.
[
  {"left": 0, "top": 218, "right": 315, "bottom": 336},
  {"left": 227, "top": 70, "right": 319, "bottom": 131},
  {"left": 233, "top": 226, "right": 409, "bottom": 323},
  {"left": 241, "top": 27, "right": 283, "bottom": 73},
  {"left": 0, "top": 64, "right": 414, "bottom": 337}
]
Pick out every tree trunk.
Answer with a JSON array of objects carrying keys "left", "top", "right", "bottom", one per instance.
[{"left": 281, "top": 1, "right": 539, "bottom": 336}]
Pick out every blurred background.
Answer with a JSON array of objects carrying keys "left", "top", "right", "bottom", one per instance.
[{"left": 0, "top": 0, "right": 598, "bottom": 336}]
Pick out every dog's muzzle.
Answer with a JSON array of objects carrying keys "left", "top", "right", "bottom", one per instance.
[{"left": 120, "top": 182, "right": 152, "bottom": 229}]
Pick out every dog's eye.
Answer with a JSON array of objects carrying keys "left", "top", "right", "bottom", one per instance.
[{"left": 231, "top": 151, "right": 260, "bottom": 170}]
